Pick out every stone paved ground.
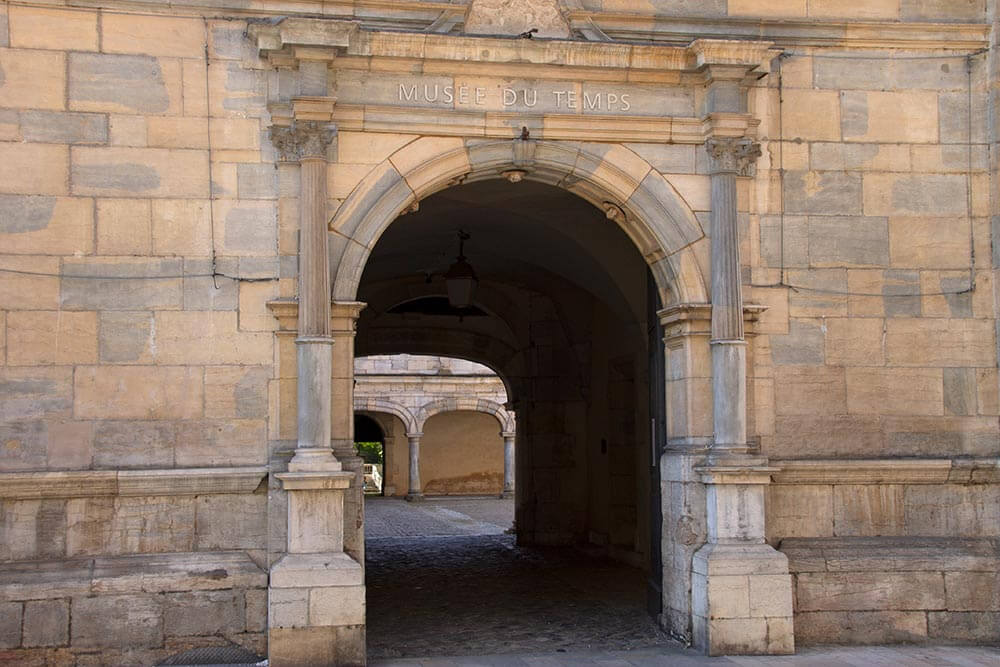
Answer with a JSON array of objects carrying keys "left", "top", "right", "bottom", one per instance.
[
  {"left": 365, "top": 497, "right": 674, "bottom": 660},
  {"left": 371, "top": 645, "right": 1000, "bottom": 666},
  {"left": 364, "top": 498, "right": 1000, "bottom": 667}
]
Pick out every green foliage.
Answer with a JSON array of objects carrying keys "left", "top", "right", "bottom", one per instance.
[{"left": 356, "top": 441, "right": 384, "bottom": 465}]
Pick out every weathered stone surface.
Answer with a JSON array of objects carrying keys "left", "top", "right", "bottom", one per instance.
[
  {"left": 163, "top": 590, "right": 244, "bottom": 637},
  {"left": 155, "top": 312, "right": 271, "bottom": 365},
  {"left": 928, "top": 611, "right": 1000, "bottom": 642},
  {"left": 238, "top": 164, "right": 278, "bottom": 199},
  {"left": 102, "top": 13, "right": 205, "bottom": 59},
  {"left": 900, "top": 0, "right": 984, "bottom": 22},
  {"left": 152, "top": 199, "right": 211, "bottom": 256},
  {"left": 769, "top": 319, "right": 824, "bottom": 365},
  {"left": 841, "top": 91, "right": 938, "bottom": 143},
  {"left": 784, "top": 172, "right": 862, "bottom": 216},
  {"left": 174, "top": 420, "right": 267, "bottom": 467},
  {"left": 780, "top": 90, "right": 841, "bottom": 141},
  {"left": 72, "top": 595, "right": 163, "bottom": 648},
  {"left": 9, "top": 6, "right": 98, "bottom": 51},
  {"left": 146, "top": 117, "right": 208, "bottom": 149},
  {"left": 774, "top": 366, "right": 846, "bottom": 416},
  {"left": 99, "top": 312, "right": 154, "bottom": 364},
  {"left": 807, "top": 216, "right": 888, "bottom": 268},
  {"left": 6, "top": 311, "right": 98, "bottom": 366},
  {"left": 309, "top": 585, "right": 367, "bottom": 627},
  {"left": 205, "top": 366, "right": 270, "bottom": 419},
  {"left": 61, "top": 258, "right": 184, "bottom": 311},
  {"left": 22, "top": 599, "right": 68, "bottom": 648},
  {"left": 194, "top": 494, "right": 266, "bottom": 550},
  {"left": 832, "top": 485, "right": 904, "bottom": 536},
  {"left": 215, "top": 201, "right": 278, "bottom": 255},
  {"left": 889, "top": 217, "right": 971, "bottom": 269},
  {"left": 904, "top": 485, "right": 1000, "bottom": 536},
  {"left": 795, "top": 610, "right": 927, "bottom": 645},
  {"left": 96, "top": 199, "right": 152, "bottom": 255},
  {"left": 72, "top": 147, "right": 208, "bottom": 198},
  {"left": 846, "top": 368, "right": 943, "bottom": 416},
  {"left": 945, "top": 572, "right": 1000, "bottom": 611},
  {"left": 796, "top": 571, "right": 945, "bottom": 611},
  {"left": 93, "top": 421, "right": 175, "bottom": 469},
  {"left": 20, "top": 111, "right": 107, "bottom": 145},
  {"left": 885, "top": 319, "right": 995, "bottom": 367},
  {"left": 69, "top": 53, "right": 176, "bottom": 114},
  {"left": 0, "top": 143, "right": 68, "bottom": 196},
  {"left": 74, "top": 366, "right": 203, "bottom": 420},
  {"left": 0, "top": 48, "right": 65, "bottom": 111},
  {"left": 0, "top": 601, "right": 21, "bottom": 649},
  {"left": 864, "top": 174, "right": 968, "bottom": 217},
  {"left": 824, "top": 318, "right": 883, "bottom": 366},
  {"left": 0, "top": 367, "right": 73, "bottom": 422}
]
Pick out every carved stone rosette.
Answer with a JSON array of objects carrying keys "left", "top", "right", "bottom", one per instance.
[
  {"left": 705, "top": 136, "right": 761, "bottom": 177},
  {"left": 271, "top": 120, "right": 337, "bottom": 161}
]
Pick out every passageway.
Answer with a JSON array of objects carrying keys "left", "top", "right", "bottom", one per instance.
[
  {"left": 364, "top": 498, "right": 672, "bottom": 659},
  {"left": 356, "top": 178, "right": 668, "bottom": 657}
]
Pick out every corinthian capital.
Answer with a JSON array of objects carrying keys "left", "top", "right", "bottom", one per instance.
[
  {"left": 705, "top": 136, "right": 761, "bottom": 177},
  {"left": 271, "top": 121, "right": 337, "bottom": 162}
]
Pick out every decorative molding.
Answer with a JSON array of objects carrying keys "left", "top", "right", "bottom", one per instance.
[
  {"left": 658, "top": 303, "right": 767, "bottom": 342},
  {"left": 771, "top": 459, "right": 1000, "bottom": 485},
  {"left": 705, "top": 136, "right": 762, "bottom": 177},
  {"left": 270, "top": 120, "right": 337, "bottom": 162},
  {"left": 0, "top": 467, "right": 268, "bottom": 500},
  {"left": 269, "top": 300, "right": 368, "bottom": 332}
]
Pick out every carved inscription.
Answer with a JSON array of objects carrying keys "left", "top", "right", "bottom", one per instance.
[{"left": 398, "top": 84, "right": 632, "bottom": 112}]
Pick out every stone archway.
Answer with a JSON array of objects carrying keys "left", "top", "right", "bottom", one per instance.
[{"left": 330, "top": 137, "right": 710, "bottom": 308}]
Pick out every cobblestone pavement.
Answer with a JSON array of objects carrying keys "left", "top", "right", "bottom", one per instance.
[
  {"left": 364, "top": 497, "right": 671, "bottom": 660},
  {"left": 371, "top": 645, "right": 1000, "bottom": 666},
  {"left": 365, "top": 496, "right": 514, "bottom": 538},
  {"left": 364, "top": 499, "right": 1000, "bottom": 666}
]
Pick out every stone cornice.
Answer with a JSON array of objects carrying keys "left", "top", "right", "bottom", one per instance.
[
  {"left": 771, "top": 458, "right": 999, "bottom": 485},
  {"left": 0, "top": 467, "right": 269, "bottom": 500},
  {"left": 64, "top": 2, "right": 989, "bottom": 51},
  {"left": 658, "top": 303, "right": 766, "bottom": 341},
  {"left": 267, "top": 299, "right": 367, "bottom": 331}
]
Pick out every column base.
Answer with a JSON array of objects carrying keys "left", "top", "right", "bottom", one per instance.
[
  {"left": 499, "top": 490, "right": 514, "bottom": 499},
  {"left": 691, "top": 542, "right": 794, "bottom": 656},
  {"left": 269, "top": 553, "right": 366, "bottom": 667},
  {"left": 404, "top": 492, "right": 424, "bottom": 502}
]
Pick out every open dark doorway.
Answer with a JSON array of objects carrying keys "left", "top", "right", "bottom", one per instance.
[{"left": 356, "top": 179, "right": 674, "bottom": 659}]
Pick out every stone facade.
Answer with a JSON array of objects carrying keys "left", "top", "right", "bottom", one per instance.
[{"left": 0, "top": 0, "right": 998, "bottom": 664}]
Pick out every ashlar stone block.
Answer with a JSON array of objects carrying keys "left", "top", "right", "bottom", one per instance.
[
  {"left": 70, "top": 53, "right": 181, "bottom": 115},
  {"left": 9, "top": 6, "right": 98, "bottom": 51},
  {"left": 163, "top": 590, "right": 244, "bottom": 637},
  {"left": 0, "top": 601, "right": 21, "bottom": 649},
  {"left": 22, "top": 599, "right": 69, "bottom": 648},
  {"left": 71, "top": 595, "right": 163, "bottom": 649},
  {"left": 74, "top": 366, "right": 203, "bottom": 420},
  {"left": 0, "top": 143, "right": 69, "bottom": 196},
  {"left": 101, "top": 14, "right": 205, "bottom": 59},
  {"left": 7, "top": 311, "right": 98, "bottom": 366},
  {"left": 0, "top": 48, "right": 65, "bottom": 111}
]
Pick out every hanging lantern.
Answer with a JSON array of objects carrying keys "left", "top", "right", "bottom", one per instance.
[{"left": 444, "top": 230, "right": 478, "bottom": 309}]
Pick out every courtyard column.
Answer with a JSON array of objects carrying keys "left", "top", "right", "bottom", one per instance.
[
  {"left": 689, "top": 44, "right": 794, "bottom": 656},
  {"left": 405, "top": 432, "right": 423, "bottom": 501},
  {"left": 267, "top": 115, "right": 366, "bottom": 666},
  {"left": 501, "top": 432, "right": 516, "bottom": 498}
]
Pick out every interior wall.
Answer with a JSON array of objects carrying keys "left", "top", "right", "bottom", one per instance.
[{"left": 421, "top": 411, "right": 504, "bottom": 495}]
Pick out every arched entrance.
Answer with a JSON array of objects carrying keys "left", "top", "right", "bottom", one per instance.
[{"left": 339, "top": 143, "right": 700, "bottom": 655}]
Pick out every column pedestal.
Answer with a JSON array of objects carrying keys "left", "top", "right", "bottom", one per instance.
[
  {"left": 691, "top": 465, "right": 793, "bottom": 656},
  {"left": 269, "top": 472, "right": 365, "bottom": 667}
]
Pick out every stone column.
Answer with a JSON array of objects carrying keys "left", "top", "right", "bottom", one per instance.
[
  {"left": 501, "top": 431, "right": 516, "bottom": 498},
  {"left": 706, "top": 136, "right": 759, "bottom": 454},
  {"left": 267, "top": 119, "right": 365, "bottom": 666},
  {"left": 690, "top": 133, "right": 794, "bottom": 656},
  {"left": 404, "top": 432, "right": 423, "bottom": 501},
  {"left": 331, "top": 301, "right": 366, "bottom": 563},
  {"left": 271, "top": 120, "right": 339, "bottom": 472}
]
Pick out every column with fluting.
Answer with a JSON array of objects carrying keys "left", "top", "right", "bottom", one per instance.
[
  {"left": 271, "top": 120, "right": 340, "bottom": 472},
  {"left": 267, "top": 118, "right": 365, "bottom": 666},
  {"left": 706, "top": 136, "right": 760, "bottom": 455}
]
